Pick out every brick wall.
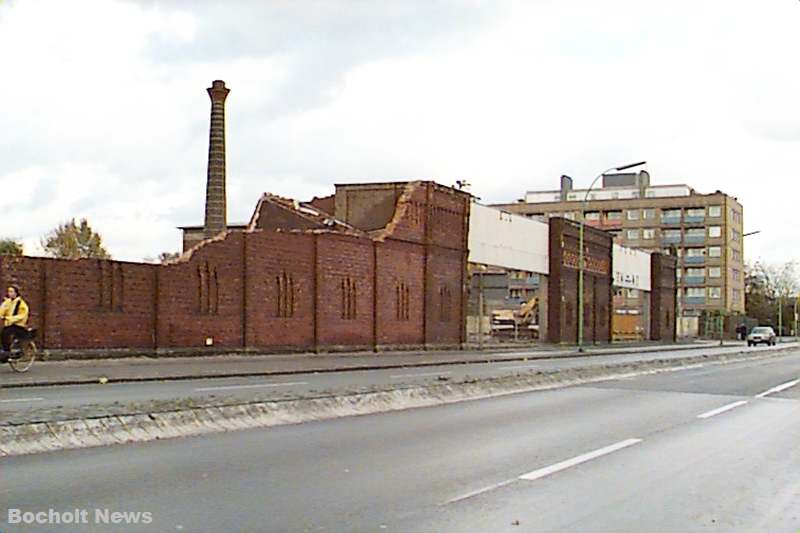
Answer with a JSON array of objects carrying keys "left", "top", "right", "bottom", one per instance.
[
  {"left": 157, "top": 232, "right": 245, "bottom": 348},
  {"left": 244, "top": 230, "right": 316, "bottom": 350},
  {"left": 0, "top": 256, "right": 158, "bottom": 349},
  {"left": 547, "top": 218, "right": 614, "bottom": 344},
  {"left": 650, "top": 252, "right": 678, "bottom": 341},
  {"left": 374, "top": 239, "right": 425, "bottom": 347},
  {"left": 0, "top": 182, "right": 471, "bottom": 354}
]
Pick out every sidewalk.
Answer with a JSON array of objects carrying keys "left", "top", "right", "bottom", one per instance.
[{"left": 0, "top": 340, "right": 737, "bottom": 388}]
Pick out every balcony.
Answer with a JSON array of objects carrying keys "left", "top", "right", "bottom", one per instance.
[
  {"left": 684, "top": 234, "right": 706, "bottom": 245},
  {"left": 684, "top": 256, "right": 705, "bottom": 265},
  {"left": 661, "top": 235, "right": 682, "bottom": 244},
  {"left": 684, "top": 276, "right": 706, "bottom": 285},
  {"left": 685, "top": 296, "right": 706, "bottom": 306},
  {"left": 661, "top": 216, "right": 682, "bottom": 226},
  {"left": 684, "top": 215, "right": 705, "bottom": 224}
]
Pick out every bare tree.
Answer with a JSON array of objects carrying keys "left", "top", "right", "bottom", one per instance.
[{"left": 747, "top": 261, "right": 798, "bottom": 334}]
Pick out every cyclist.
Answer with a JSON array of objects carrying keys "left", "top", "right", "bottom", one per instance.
[{"left": 0, "top": 285, "right": 29, "bottom": 363}]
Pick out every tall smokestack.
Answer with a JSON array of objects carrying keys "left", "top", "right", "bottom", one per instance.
[{"left": 204, "top": 80, "right": 230, "bottom": 238}]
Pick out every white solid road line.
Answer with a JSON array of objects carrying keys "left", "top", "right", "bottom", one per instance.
[
  {"left": 519, "top": 438, "right": 643, "bottom": 481},
  {"left": 194, "top": 381, "right": 308, "bottom": 392},
  {"left": 390, "top": 371, "right": 452, "bottom": 379},
  {"left": 444, "top": 479, "right": 517, "bottom": 505},
  {"left": 755, "top": 378, "right": 800, "bottom": 398},
  {"left": 697, "top": 400, "right": 748, "bottom": 419},
  {"left": 0, "top": 397, "right": 44, "bottom": 403}
]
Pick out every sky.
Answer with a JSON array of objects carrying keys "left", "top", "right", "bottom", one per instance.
[{"left": 0, "top": 0, "right": 797, "bottom": 263}]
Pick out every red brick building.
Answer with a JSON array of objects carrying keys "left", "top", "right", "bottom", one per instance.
[
  {"left": 0, "top": 180, "right": 470, "bottom": 352},
  {"left": 0, "top": 80, "right": 675, "bottom": 354}
]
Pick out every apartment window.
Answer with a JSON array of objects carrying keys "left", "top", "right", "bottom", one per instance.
[
  {"left": 606, "top": 211, "right": 622, "bottom": 221},
  {"left": 732, "top": 249, "right": 741, "bottom": 262},
  {"left": 708, "top": 226, "right": 722, "bottom": 238},
  {"left": 686, "top": 288, "right": 705, "bottom": 297},
  {"left": 708, "top": 205, "right": 722, "bottom": 217},
  {"left": 708, "top": 267, "right": 722, "bottom": 278},
  {"left": 708, "top": 246, "right": 722, "bottom": 258},
  {"left": 663, "top": 229, "right": 681, "bottom": 239},
  {"left": 686, "top": 247, "right": 705, "bottom": 257},
  {"left": 708, "top": 287, "right": 722, "bottom": 299},
  {"left": 627, "top": 209, "right": 640, "bottom": 221},
  {"left": 687, "top": 268, "right": 705, "bottom": 278},
  {"left": 585, "top": 211, "right": 600, "bottom": 221},
  {"left": 686, "top": 208, "right": 705, "bottom": 218},
  {"left": 662, "top": 209, "right": 681, "bottom": 219},
  {"left": 686, "top": 228, "right": 705, "bottom": 238},
  {"left": 642, "top": 229, "right": 656, "bottom": 240},
  {"left": 732, "top": 269, "right": 741, "bottom": 282},
  {"left": 676, "top": 268, "right": 682, "bottom": 278},
  {"left": 626, "top": 229, "right": 640, "bottom": 240},
  {"left": 731, "top": 229, "right": 741, "bottom": 242}
]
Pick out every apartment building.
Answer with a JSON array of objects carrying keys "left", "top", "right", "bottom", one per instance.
[{"left": 494, "top": 172, "right": 745, "bottom": 329}]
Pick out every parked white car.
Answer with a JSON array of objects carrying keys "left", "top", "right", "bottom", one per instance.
[{"left": 747, "top": 326, "right": 777, "bottom": 347}]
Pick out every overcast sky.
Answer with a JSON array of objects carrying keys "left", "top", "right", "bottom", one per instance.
[{"left": 0, "top": 0, "right": 796, "bottom": 263}]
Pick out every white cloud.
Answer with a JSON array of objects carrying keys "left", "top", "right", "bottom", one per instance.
[{"left": 0, "top": 0, "right": 797, "bottom": 264}]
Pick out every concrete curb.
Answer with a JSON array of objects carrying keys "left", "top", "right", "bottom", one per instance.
[
  {"left": 1, "top": 342, "right": 729, "bottom": 390},
  {"left": 0, "top": 348, "right": 793, "bottom": 457}
]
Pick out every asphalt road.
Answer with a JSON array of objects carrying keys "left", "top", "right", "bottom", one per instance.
[
  {"left": 0, "top": 343, "right": 789, "bottom": 414},
  {"left": 2, "top": 350, "right": 799, "bottom": 532}
]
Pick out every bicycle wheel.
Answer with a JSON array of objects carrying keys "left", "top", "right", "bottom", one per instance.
[{"left": 9, "top": 340, "right": 36, "bottom": 373}]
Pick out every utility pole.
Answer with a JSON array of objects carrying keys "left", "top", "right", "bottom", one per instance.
[
  {"left": 477, "top": 268, "right": 485, "bottom": 350},
  {"left": 778, "top": 295, "right": 783, "bottom": 343}
]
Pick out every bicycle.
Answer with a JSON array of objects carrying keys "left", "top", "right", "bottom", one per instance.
[{"left": 7, "top": 328, "right": 38, "bottom": 373}]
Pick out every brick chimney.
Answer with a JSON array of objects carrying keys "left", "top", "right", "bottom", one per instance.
[{"left": 204, "top": 80, "right": 230, "bottom": 238}]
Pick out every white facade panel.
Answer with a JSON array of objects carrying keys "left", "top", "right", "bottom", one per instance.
[
  {"left": 613, "top": 244, "right": 651, "bottom": 292},
  {"left": 468, "top": 202, "right": 549, "bottom": 274},
  {"left": 645, "top": 186, "right": 691, "bottom": 198}
]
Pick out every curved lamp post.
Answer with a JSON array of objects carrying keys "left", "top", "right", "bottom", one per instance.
[{"left": 578, "top": 161, "right": 647, "bottom": 352}]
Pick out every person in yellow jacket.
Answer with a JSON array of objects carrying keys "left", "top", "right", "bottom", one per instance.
[{"left": 0, "top": 285, "right": 29, "bottom": 362}]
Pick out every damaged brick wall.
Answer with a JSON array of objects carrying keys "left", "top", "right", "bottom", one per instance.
[{"left": 0, "top": 182, "right": 470, "bottom": 353}]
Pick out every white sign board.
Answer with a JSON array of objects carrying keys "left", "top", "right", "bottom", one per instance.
[
  {"left": 468, "top": 202, "right": 549, "bottom": 274},
  {"left": 613, "top": 244, "right": 651, "bottom": 291}
]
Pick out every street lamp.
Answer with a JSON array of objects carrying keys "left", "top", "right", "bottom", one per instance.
[{"left": 578, "top": 161, "right": 647, "bottom": 352}]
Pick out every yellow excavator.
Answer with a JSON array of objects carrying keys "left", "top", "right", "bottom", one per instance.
[{"left": 491, "top": 296, "right": 539, "bottom": 338}]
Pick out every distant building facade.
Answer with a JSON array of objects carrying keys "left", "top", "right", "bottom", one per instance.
[{"left": 493, "top": 172, "right": 745, "bottom": 330}]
